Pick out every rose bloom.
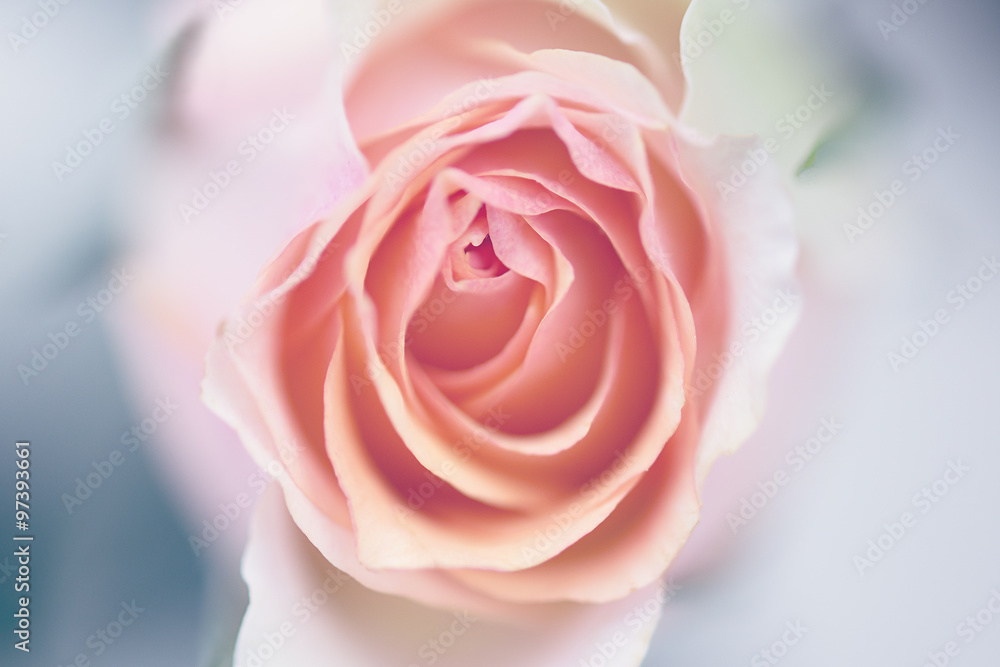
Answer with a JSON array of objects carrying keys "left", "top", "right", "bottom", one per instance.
[{"left": 129, "top": 0, "right": 798, "bottom": 663}]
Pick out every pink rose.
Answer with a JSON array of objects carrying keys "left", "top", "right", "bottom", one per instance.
[{"left": 147, "top": 0, "right": 798, "bottom": 663}]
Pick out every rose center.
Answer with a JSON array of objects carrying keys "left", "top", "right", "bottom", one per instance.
[{"left": 463, "top": 235, "right": 508, "bottom": 277}]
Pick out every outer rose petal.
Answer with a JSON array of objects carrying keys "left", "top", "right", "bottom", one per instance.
[
  {"left": 654, "top": 128, "right": 800, "bottom": 483},
  {"left": 235, "top": 484, "right": 667, "bottom": 667}
]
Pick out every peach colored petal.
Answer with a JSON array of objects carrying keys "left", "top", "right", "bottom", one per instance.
[
  {"left": 235, "top": 483, "right": 667, "bottom": 666},
  {"left": 324, "top": 304, "right": 644, "bottom": 570},
  {"left": 450, "top": 407, "right": 701, "bottom": 604}
]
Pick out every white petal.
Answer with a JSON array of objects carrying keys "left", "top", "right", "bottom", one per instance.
[{"left": 678, "top": 0, "right": 858, "bottom": 178}]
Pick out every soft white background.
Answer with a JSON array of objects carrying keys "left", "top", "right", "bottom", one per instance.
[
  {"left": 0, "top": 0, "right": 997, "bottom": 665},
  {"left": 647, "top": 1, "right": 1000, "bottom": 665}
]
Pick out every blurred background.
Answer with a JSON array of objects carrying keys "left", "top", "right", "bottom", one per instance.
[{"left": 1, "top": 0, "right": 998, "bottom": 665}]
